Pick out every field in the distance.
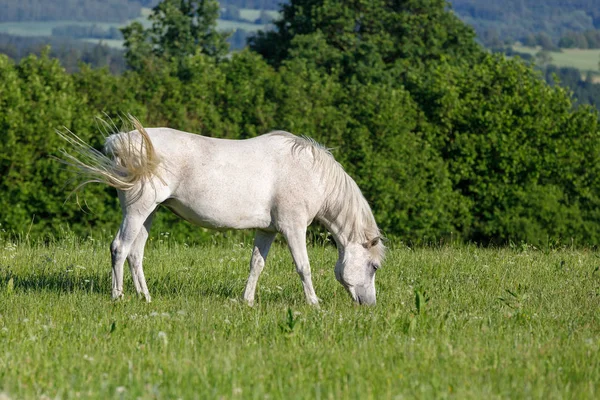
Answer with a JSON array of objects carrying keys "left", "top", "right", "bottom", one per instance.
[
  {"left": 512, "top": 44, "right": 600, "bottom": 74},
  {"left": 0, "top": 236, "right": 599, "bottom": 399},
  {"left": 0, "top": 7, "right": 275, "bottom": 49}
]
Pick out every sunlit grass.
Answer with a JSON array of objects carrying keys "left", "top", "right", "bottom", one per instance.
[{"left": 0, "top": 236, "right": 599, "bottom": 399}]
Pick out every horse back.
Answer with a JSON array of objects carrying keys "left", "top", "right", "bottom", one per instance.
[{"left": 140, "top": 129, "right": 326, "bottom": 230}]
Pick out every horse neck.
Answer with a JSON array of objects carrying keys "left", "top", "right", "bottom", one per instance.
[
  {"left": 317, "top": 211, "right": 351, "bottom": 248},
  {"left": 308, "top": 143, "right": 379, "bottom": 247},
  {"left": 317, "top": 197, "right": 377, "bottom": 249}
]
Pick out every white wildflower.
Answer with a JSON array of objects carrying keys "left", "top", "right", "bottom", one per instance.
[{"left": 157, "top": 331, "right": 168, "bottom": 345}]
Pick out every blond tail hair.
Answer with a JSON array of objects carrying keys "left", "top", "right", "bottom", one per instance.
[{"left": 56, "top": 115, "right": 162, "bottom": 195}]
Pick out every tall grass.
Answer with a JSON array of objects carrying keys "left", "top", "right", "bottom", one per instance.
[{"left": 0, "top": 235, "right": 599, "bottom": 399}]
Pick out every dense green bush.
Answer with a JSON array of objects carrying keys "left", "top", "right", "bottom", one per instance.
[
  {"left": 0, "top": 53, "right": 119, "bottom": 238},
  {"left": 405, "top": 54, "right": 600, "bottom": 244}
]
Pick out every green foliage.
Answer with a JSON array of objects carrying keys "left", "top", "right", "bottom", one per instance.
[
  {"left": 544, "top": 66, "right": 600, "bottom": 110},
  {"left": 122, "top": 0, "right": 229, "bottom": 77},
  {"left": 250, "top": 0, "right": 480, "bottom": 71},
  {"left": 405, "top": 54, "right": 600, "bottom": 244},
  {"left": 3, "top": 0, "right": 600, "bottom": 246},
  {"left": 333, "top": 83, "right": 463, "bottom": 241},
  {"left": 0, "top": 52, "right": 118, "bottom": 238}
]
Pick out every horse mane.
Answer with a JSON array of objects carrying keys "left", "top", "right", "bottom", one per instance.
[{"left": 273, "top": 131, "right": 385, "bottom": 260}]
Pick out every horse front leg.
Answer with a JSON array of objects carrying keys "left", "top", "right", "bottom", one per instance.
[
  {"left": 126, "top": 213, "right": 154, "bottom": 302},
  {"left": 283, "top": 227, "right": 320, "bottom": 305},
  {"left": 243, "top": 230, "right": 276, "bottom": 306}
]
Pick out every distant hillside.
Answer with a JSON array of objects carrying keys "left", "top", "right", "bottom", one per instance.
[
  {"left": 221, "top": 0, "right": 280, "bottom": 9},
  {"left": 0, "top": 1, "right": 280, "bottom": 23},
  {"left": 450, "top": 0, "right": 600, "bottom": 45},
  {"left": 0, "top": 0, "right": 145, "bottom": 23},
  {"left": 0, "top": 0, "right": 281, "bottom": 71}
]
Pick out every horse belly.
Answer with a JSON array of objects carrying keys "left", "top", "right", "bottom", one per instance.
[
  {"left": 162, "top": 194, "right": 273, "bottom": 231},
  {"left": 156, "top": 135, "right": 307, "bottom": 231}
]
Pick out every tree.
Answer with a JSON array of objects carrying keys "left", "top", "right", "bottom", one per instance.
[
  {"left": 246, "top": 0, "right": 600, "bottom": 245},
  {"left": 121, "top": 22, "right": 153, "bottom": 72},
  {"left": 524, "top": 33, "right": 537, "bottom": 47},
  {"left": 405, "top": 54, "right": 600, "bottom": 244},
  {"left": 481, "top": 28, "right": 503, "bottom": 48},
  {"left": 121, "top": 0, "right": 229, "bottom": 75},
  {"left": 536, "top": 32, "right": 557, "bottom": 51},
  {"left": 535, "top": 50, "right": 553, "bottom": 67},
  {"left": 249, "top": 0, "right": 481, "bottom": 71},
  {"left": 0, "top": 51, "right": 120, "bottom": 237},
  {"left": 558, "top": 33, "right": 576, "bottom": 48},
  {"left": 245, "top": 1, "right": 485, "bottom": 240}
]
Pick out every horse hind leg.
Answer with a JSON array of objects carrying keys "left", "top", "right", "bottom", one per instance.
[
  {"left": 111, "top": 205, "right": 156, "bottom": 300},
  {"left": 126, "top": 213, "right": 154, "bottom": 302},
  {"left": 243, "top": 230, "right": 276, "bottom": 306}
]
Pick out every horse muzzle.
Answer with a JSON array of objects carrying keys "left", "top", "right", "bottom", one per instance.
[{"left": 350, "top": 285, "right": 377, "bottom": 306}]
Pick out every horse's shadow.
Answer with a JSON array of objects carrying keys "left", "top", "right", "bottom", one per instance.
[
  {"left": 1, "top": 269, "right": 262, "bottom": 302},
  {"left": 2, "top": 268, "right": 108, "bottom": 295}
]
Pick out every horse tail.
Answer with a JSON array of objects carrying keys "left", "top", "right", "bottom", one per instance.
[{"left": 57, "top": 115, "right": 162, "bottom": 193}]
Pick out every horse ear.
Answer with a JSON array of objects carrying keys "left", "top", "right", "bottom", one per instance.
[{"left": 363, "top": 237, "right": 380, "bottom": 249}]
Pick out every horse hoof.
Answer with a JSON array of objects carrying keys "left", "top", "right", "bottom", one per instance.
[{"left": 307, "top": 297, "right": 321, "bottom": 307}]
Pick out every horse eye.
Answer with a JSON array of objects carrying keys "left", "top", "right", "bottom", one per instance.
[{"left": 371, "top": 263, "right": 380, "bottom": 271}]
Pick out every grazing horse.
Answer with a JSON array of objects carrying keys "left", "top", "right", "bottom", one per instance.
[{"left": 59, "top": 116, "right": 385, "bottom": 305}]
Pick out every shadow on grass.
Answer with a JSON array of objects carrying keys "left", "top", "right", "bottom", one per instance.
[
  {"left": 1, "top": 268, "right": 250, "bottom": 301},
  {"left": 2, "top": 271, "right": 108, "bottom": 295},
  {"left": 1, "top": 267, "right": 303, "bottom": 305}
]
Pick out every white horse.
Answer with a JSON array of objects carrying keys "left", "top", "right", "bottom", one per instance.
[{"left": 59, "top": 116, "right": 385, "bottom": 305}]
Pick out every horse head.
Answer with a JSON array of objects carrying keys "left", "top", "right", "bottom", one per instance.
[{"left": 335, "top": 236, "right": 384, "bottom": 305}]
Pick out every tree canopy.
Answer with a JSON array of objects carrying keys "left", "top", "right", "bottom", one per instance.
[
  {"left": 250, "top": 0, "right": 480, "bottom": 71},
  {"left": 122, "top": 0, "right": 229, "bottom": 75}
]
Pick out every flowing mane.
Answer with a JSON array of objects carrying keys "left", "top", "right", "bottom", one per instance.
[{"left": 274, "top": 132, "right": 384, "bottom": 257}]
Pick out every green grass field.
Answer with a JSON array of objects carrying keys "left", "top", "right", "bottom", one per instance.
[
  {"left": 238, "top": 9, "right": 279, "bottom": 23},
  {"left": 0, "top": 21, "right": 125, "bottom": 37},
  {"left": 0, "top": 235, "right": 598, "bottom": 399},
  {"left": 0, "top": 7, "right": 273, "bottom": 49},
  {"left": 512, "top": 45, "right": 600, "bottom": 74}
]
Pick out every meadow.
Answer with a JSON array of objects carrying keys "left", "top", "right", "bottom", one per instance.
[
  {"left": 0, "top": 7, "right": 273, "bottom": 49},
  {"left": 0, "top": 234, "right": 598, "bottom": 399},
  {"left": 512, "top": 44, "right": 600, "bottom": 74}
]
